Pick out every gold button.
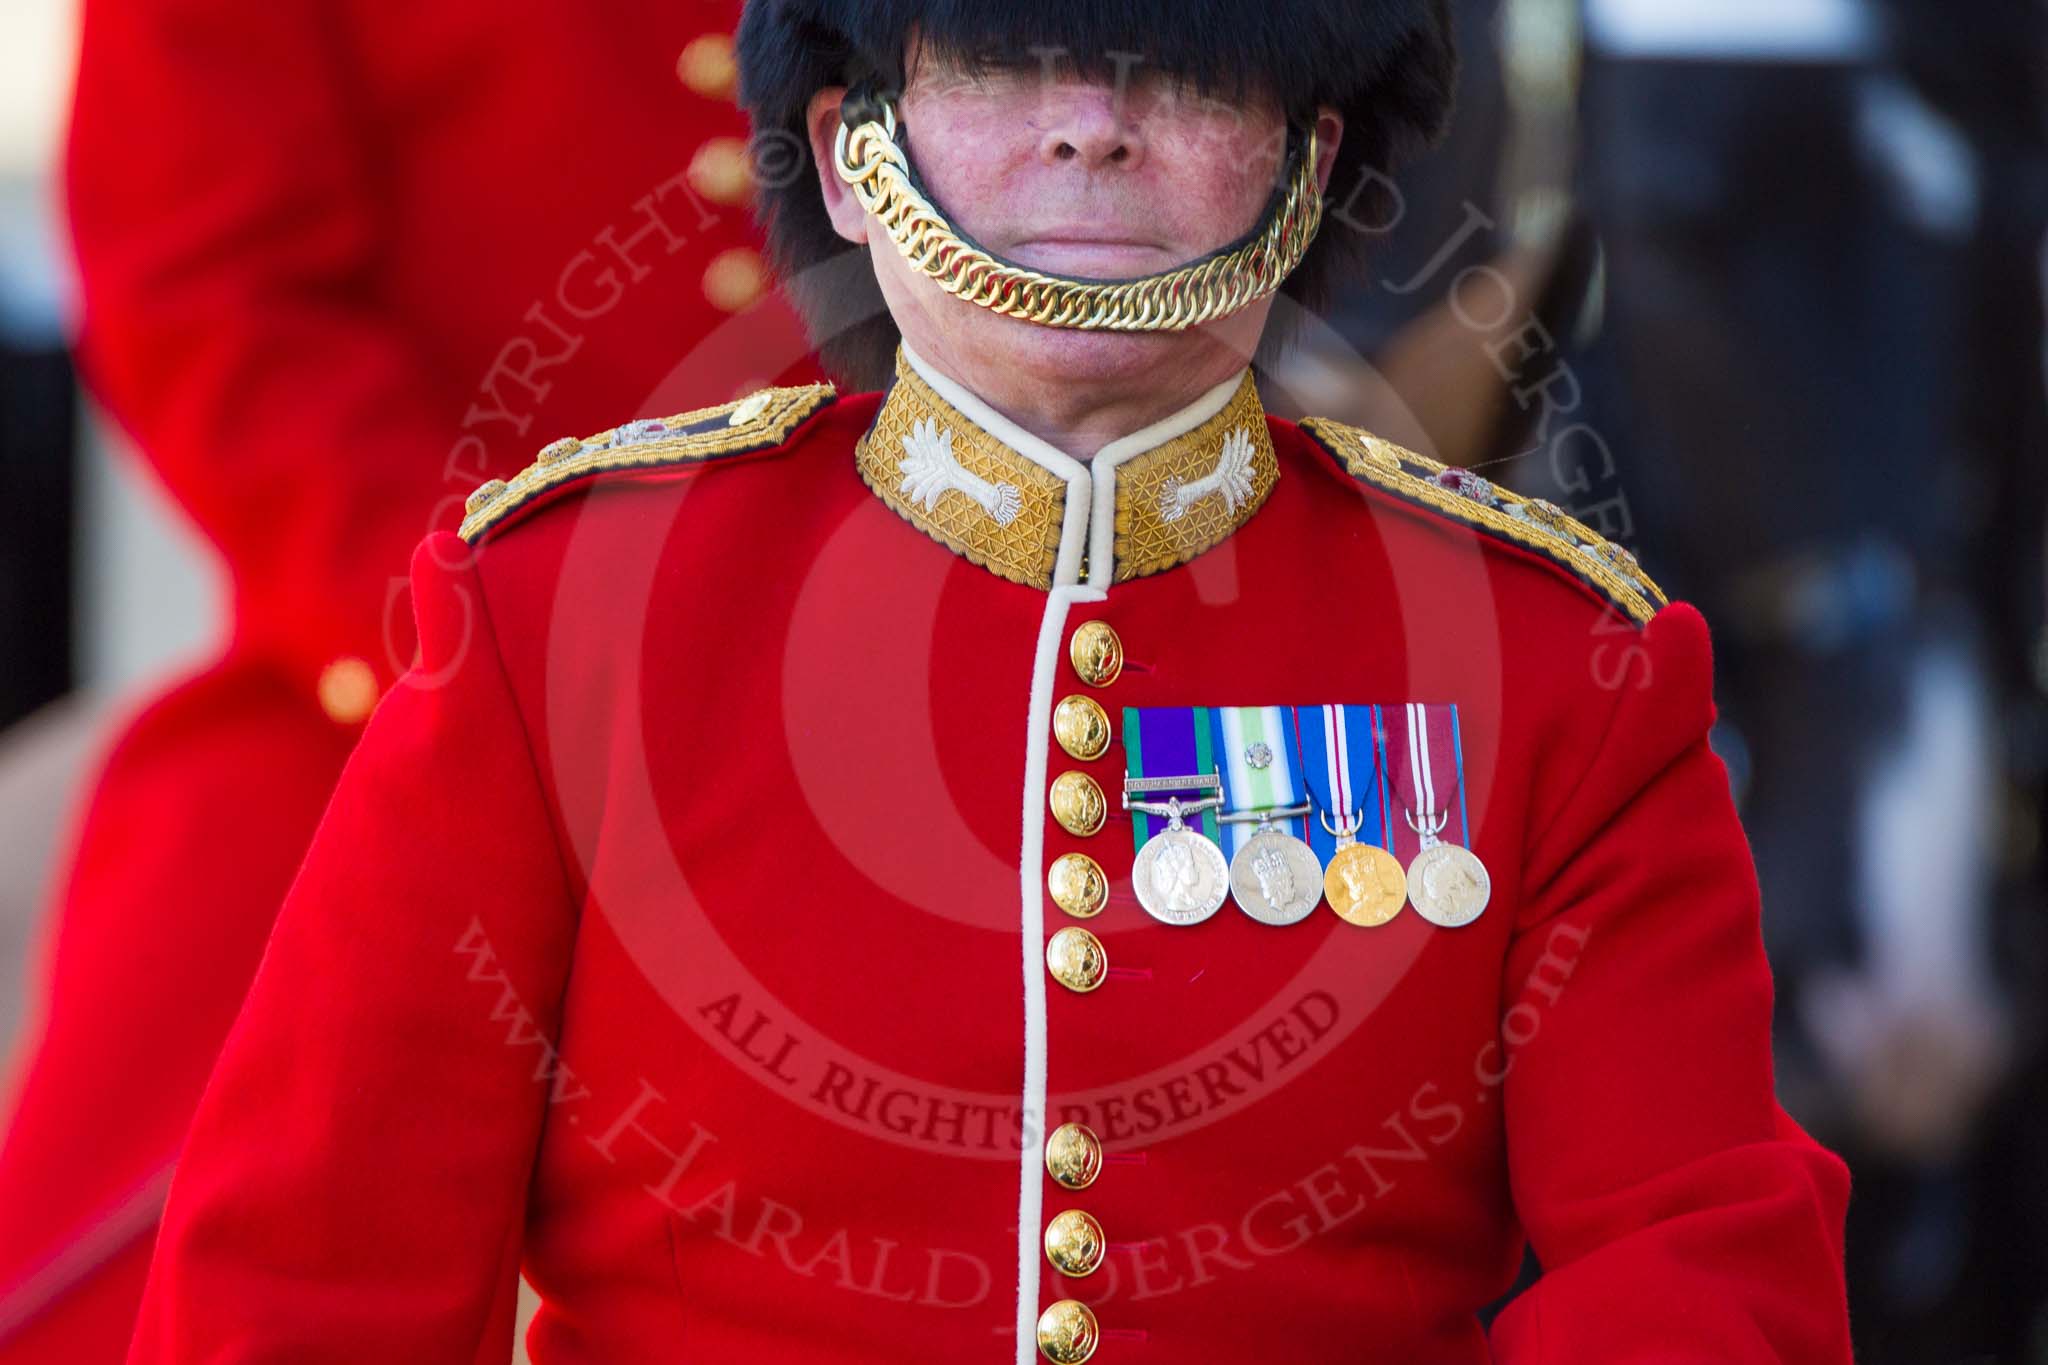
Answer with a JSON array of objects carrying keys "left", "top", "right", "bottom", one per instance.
[
  {"left": 1052, "top": 695, "right": 1112, "bottom": 762},
  {"left": 703, "top": 247, "right": 768, "bottom": 312},
  {"left": 1046, "top": 926, "right": 1107, "bottom": 994},
  {"left": 1046, "top": 854, "right": 1108, "bottom": 919},
  {"left": 1044, "top": 1122, "right": 1104, "bottom": 1190},
  {"left": 687, "top": 136, "right": 753, "bottom": 206},
  {"left": 1048, "top": 771, "right": 1106, "bottom": 838},
  {"left": 1067, "top": 621, "right": 1123, "bottom": 687},
  {"left": 676, "top": 34, "right": 738, "bottom": 100},
  {"left": 1036, "top": 1299, "right": 1101, "bottom": 1364},
  {"left": 1044, "top": 1209, "right": 1106, "bottom": 1278},
  {"left": 535, "top": 437, "right": 583, "bottom": 465},
  {"left": 316, "top": 657, "right": 379, "bottom": 726}
]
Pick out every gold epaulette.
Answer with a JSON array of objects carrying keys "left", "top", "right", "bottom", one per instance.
[
  {"left": 1300, "top": 417, "right": 1669, "bottom": 626},
  {"left": 458, "top": 383, "right": 838, "bottom": 544}
]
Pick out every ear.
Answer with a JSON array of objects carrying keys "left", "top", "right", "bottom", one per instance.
[
  {"left": 806, "top": 86, "right": 871, "bottom": 246},
  {"left": 1312, "top": 105, "right": 1346, "bottom": 191}
]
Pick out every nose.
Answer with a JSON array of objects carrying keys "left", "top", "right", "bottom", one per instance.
[{"left": 1037, "top": 87, "right": 1145, "bottom": 170}]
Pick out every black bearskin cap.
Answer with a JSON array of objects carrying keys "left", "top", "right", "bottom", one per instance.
[{"left": 736, "top": 0, "right": 1457, "bottom": 388}]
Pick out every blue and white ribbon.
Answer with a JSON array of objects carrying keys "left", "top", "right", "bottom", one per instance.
[{"left": 1295, "top": 704, "right": 1392, "bottom": 865}]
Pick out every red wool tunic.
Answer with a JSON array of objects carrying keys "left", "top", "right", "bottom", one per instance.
[
  {"left": 123, "top": 359, "right": 1854, "bottom": 1364},
  {"left": 0, "top": 3, "right": 810, "bottom": 1356}
]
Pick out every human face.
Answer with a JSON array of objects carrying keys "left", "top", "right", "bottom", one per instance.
[{"left": 809, "top": 47, "right": 1343, "bottom": 433}]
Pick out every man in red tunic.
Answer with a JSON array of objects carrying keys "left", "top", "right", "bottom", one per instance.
[
  {"left": 122, "top": 1, "right": 1855, "bottom": 1360},
  {"left": 0, "top": 4, "right": 812, "bottom": 1357}
]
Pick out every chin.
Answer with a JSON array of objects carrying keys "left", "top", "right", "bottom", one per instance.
[
  {"left": 998, "top": 323, "right": 1188, "bottom": 381},
  {"left": 956, "top": 308, "right": 1263, "bottom": 389}
]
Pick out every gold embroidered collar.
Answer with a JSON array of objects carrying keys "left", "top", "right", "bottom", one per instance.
[{"left": 855, "top": 347, "right": 1278, "bottom": 590}]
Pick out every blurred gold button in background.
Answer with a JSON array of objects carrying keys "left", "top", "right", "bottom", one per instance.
[
  {"left": 687, "top": 136, "right": 754, "bottom": 206},
  {"left": 702, "top": 248, "right": 768, "bottom": 313},
  {"left": 317, "top": 657, "right": 379, "bottom": 726},
  {"left": 676, "top": 34, "right": 738, "bottom": 100}
]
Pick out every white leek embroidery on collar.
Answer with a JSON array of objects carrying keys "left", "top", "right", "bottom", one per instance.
[
  {"left": 897, "top": 417, "right": 1023, "bottom": 527},
  {"left": 1158, "top": 426, "right": 1257, "bottom": 524}
]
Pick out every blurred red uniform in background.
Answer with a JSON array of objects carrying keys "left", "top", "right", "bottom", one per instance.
[{"left": 0, "top": 1, "right": 816, "bottom": 1354}]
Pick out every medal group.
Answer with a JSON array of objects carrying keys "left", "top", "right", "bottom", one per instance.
[{"left": 1119, "top": 703, "right": 1491, "bottom": 931}]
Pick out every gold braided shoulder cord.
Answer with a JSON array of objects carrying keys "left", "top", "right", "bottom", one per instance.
[{"left": 834, "top": 103, "right": 1324, "bottom": 332}]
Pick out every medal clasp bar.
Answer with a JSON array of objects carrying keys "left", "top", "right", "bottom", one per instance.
[{"left": 1121, "top": 770, "right": 1222, "bottom": 810}]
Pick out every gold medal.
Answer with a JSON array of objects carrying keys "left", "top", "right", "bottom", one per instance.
[
  {"left": 1318, "top": 806, "right": 1404, "bottom": 927},
  {"left": 1325, "top": 843, "right": 1407, "bottom": 926}
]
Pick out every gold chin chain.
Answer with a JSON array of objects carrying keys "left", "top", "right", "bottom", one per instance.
[{"left": 833, "top": 101, "right": 1324, "bottom": 333}]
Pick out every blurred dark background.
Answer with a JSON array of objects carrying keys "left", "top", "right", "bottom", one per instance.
[{"left": 1279, "top": 1, "right": 2048, "bottom": 1358}]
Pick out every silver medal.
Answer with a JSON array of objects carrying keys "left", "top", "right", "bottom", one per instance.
[
  {"left": 1228, "top": 826, "right": 1324, "bottom": 925},
  {"left": 1125, "top": 793, "right": 1229, "bottom": 927},
  {"left": 1406, "top": 842, "right": 1491, "bottom": 927},
  {"left": 1133, "top": 826, "right": 1230, "bottom": 926},
  {"left": 1394, "top": 704, "right": 1487, "bottom": 928}
]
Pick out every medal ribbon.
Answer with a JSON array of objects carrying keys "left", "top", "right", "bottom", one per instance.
[
  {"left": 1208, "top": 706, "right": 1310, "bottom": 858},
  {"left": 1386, "top": 702, "right": 1469, "bottom": 865},
  {"left": 1294, "top": 704, "right": 1393, "bottom": 865},
  {"left": 1122, "top": 706, "right": 1224, "bottom": 853}
]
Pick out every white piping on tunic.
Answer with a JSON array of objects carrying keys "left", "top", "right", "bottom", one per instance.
[
  {"left": 1011, "top": 583, "right": 1098, "bottom": 1359},
  {"left": 1083, "top": 372, "right": 1243, "bottom": 587},
  {"left": 900, "top": 343, "right": 1249, "bottom": 1361}
]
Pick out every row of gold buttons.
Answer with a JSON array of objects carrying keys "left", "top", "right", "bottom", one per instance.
[
  {"left": 676, "top": 32, "right": 769, "bottom": 313},
  {"left": 1039, "top": 1120, "right": 1107, "bottom": 1361},
  {"left": 1046, "top": 618, "right": 1119, "bottom": 990},
  {"left": 1038, "top": 620, "right": 1123, "bottom": 1362}
]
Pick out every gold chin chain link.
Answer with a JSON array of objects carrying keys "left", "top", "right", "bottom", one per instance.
[{"left": 833, "top": 102, "right": 1324, "bottom": 333}]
